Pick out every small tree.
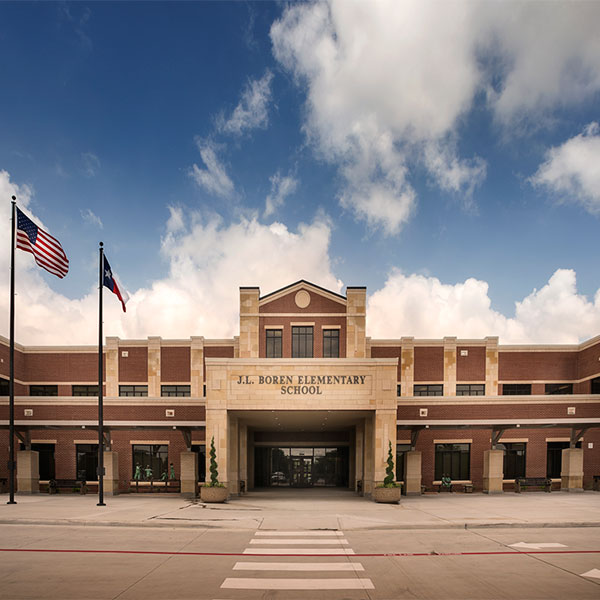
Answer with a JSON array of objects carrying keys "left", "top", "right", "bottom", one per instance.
[
  {"left": 209, "top": 436, "right": 219, "bottom": 486},
  {"left": 383, "top": 440, "right": 396, "bottom": 487}
]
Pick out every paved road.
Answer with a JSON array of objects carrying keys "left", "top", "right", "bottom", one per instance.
[{"left": 1, "top": 525, "right": 599, "bottom": 599}]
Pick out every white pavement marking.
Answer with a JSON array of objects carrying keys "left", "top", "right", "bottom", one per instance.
[
  {"left": 249, "top": 538, "right": 349, "bottom": 545},
  {"left": 233, "top": 562, "right": 365, "bottom": 571},
  {"left": 509, "top": 542, "right": 567, "bottom": 549},
  {"left": 221, "top": 578, "right": 375, "bottom": 590},
  {"left": 243, "top": 548, "right": 356, "bottom": 555},
  {"left": 581, "top": 569, "right": 600, "bottom": 579},
  {"left": 254, "top": 531, "right": 345, "bottom": 536}
]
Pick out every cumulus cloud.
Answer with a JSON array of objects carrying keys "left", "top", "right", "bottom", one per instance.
[
  {"left": 368, "top": 268, "right": 600, "bottom": 344},
  {"left": 81, "top": 208, "right": 103, "bottom": 228},
  {"left": 218, "top": 70, "right": 274, "bottom": 136},
  {"left": 530, "top": 122, "right": 600, "bottom": 214},
  {"left": 271, "top": 0, "right": 600, "bottom": 233},
  {"left": 264, "top": 172, "right": 298, "bottom": 217},
  {"left": 189, "top": 138, "right": 235, "bottom": 198}
]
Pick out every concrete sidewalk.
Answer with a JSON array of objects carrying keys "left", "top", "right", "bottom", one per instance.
[{"left": 1, "top": 489, "right": 599, "bottom": 531}]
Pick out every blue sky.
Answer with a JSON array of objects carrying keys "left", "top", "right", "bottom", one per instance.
[{"left": 1, "top": 1, "right": 599, "bottom": 345}]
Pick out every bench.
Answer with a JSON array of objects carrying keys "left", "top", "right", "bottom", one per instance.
[
  {"left": 515, "top": 477, "right": 552, "bottom": 493},
  {"left": 129, "top": 479, "right": 181, "bottom": 493},
  {"left": 593, "top": 475, "right": 600, "bottom": 491},
  {"left": 47, "top": 479, "right": 92, "bottom": 494},
  {"left": 463, "top": 482, "right": 474, "bottom": 493}
]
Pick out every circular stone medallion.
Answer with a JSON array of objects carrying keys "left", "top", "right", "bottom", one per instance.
[{"left": 295, "top": 290, "right": 311, "bottom": 308}]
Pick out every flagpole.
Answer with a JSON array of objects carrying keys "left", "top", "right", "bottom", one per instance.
[
  {"left": 7, "top": 196, "right": 17, "bottom": 504},
  {"left": 97, "top": 242, "right": 105, "bottom": 506}
]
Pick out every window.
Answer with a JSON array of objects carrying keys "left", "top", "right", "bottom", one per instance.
[
  {"left": 456, "top": 384, "right": 485, "bottom": 396},
  {"left": 546, "top": 441, "right": 581, "bottom": 478},
  {"left": 76, "top": 444, "right": 98, "bottom": 481},
  {"left": 591, "top": 377, "right": 600, "bottom": 394},
  {"left": 397, "top": 384, "right": 401, "bottom": 397},
  {"left": 0, "top": 377, "right": 8, "bottom": 396},
  {"left": 413, "top": 384, "right": 443, "bottom": 396},
  {"left": 292, "top": 326, "right": 313, "bottom": 358},
  {"left": 266, "top": 330, "right": 282, "bottom": 358},
  {"left": 499, "top": 443, "right": 526, "bottom": 479},
  {"left": 161, "top": 385, "right": 190, "bottom": 397},
  {"left": 396, "top": 443, "right": 411, "bottom": 482},
  {"left": 191, "top": 444, "right": 206, "bottom": 482},
  {"left": 30, "top": 385, "right": 58, "bottom": 396},
  {"left": 545, "top": 383, "right": 573, "bottom": 395},
  {"left": 435, "top": 444, "right": 470, "bottom": 480},
  {"left": 132, "top": 444, "right": 168, "bottom": 480},
  {"left": 322, "top": 329, "right": 340, "bottom": 358},
  {"left": 119, "top": 385, "right": 148, "bottom": 397},
  {"left": 502, "top": 384, "right": 531, "bottom": 395},
  {"left": 72, "top": 385, "right": 99, "bottom": 396},
  {"left": 19, "top": 443, "right": 55, "bottom": 479}
]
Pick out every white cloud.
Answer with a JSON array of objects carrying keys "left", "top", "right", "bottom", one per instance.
[
  {"left": 218, "top": 70, "right": 274, "bottom": 136},
  {"left": 189, "top": 139, "right": 235, "bottom": 198},
  {"left": 264, "top": 172, "right": 298, "bottom": 217},
  {"left": 271, "top": 1, "right": 600, "bottom": 233},
  {"left": 81, "top": 152, "right": 100, "bottom": 177},
  {"left": 367, "top": 268, "right": 600, "bottom": 344},
  {"left": 530, "top": 122, "right": 600, "bottom": 214},
  {"left": 81, "top": 208, "right": 103, "bottom": 228}
]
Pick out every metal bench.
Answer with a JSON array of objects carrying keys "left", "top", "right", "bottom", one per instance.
[
  {"left": 47, "top": 479, "right": 89, "bottom": 494},
  {"left": 515, "top": 477, "right": 552, "bottom": 493}
]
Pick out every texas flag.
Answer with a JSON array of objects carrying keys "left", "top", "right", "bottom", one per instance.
[{"left": 103, "top": 255, "right": 129, "bottom": 312}]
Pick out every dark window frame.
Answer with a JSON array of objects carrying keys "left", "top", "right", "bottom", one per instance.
[
  {"left": 132, "top": 444, "right": 169, "bottom": 480},
  {"left": 502, "top": 384, "right": 532, "bottom": 395},
  {"left": 30, "top": 385, "right": 58, "bottom": 396},
  {"left": 119, "top": 385, "right": 148, "bottom": 397},
  {"left": 499, "top": 442, "right": 526, "bottom": 479},
  {"left": 0, "top": 377, "right": 9, "bottom": 396},
  {"left": 266, "top": 329, "right": 283, "bottom": 358},
  {"left": 456, "top": 384, "right": 485, "bottom": 396},
  {"left": 161, "top": 385, "right": 190, "bottom": 397},
  {"left": 76, "top": 443, "right": 98, "bottom": 481},
  {"left": 413, "top": 384, "right": 443, "bottom": 397},
  {"left": 435, "top": 443, "right": 470, "bottom": 480},
  {"left": 546, "top": 441, "right": 581, "bottom": 478},
  {"left": 591, "top": 377, "right": 600, "bottom": 394},
  {"left": 72, "top": 385, "right": 99, "bottom": 396},
  {"left": 322, "top": 329, "right": 340, "bottom": 358},
  {"left": 292, "top": 326, "right": 313, "bottom": 358},
  {"left": 545, "top": 383, "right": 573, "bottom": 395}
]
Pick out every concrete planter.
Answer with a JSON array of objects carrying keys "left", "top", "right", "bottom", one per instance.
[
  {"left": 373, "top": 486, "right": 402, "bottom": 504},
  {"left": 200, "top": 485, "right": 228, "bottom": 503}
]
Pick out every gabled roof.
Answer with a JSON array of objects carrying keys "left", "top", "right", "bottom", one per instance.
[{"left": 259, "top": 279, "right": 346, "bottom": 307}]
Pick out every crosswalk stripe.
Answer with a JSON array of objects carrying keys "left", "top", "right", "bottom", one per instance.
[
  {"left": 254, "top": 531, "right": 345, "bottom": 536},
  {"left": 249, "top": 538, "right": 349, "bottom": 545},
  {"left": 233, "top": 562, "right": 365, "bottom": 571},
  {"left": 243, "top": 548, "right": 356, "bottom": 555},
  {"left": 221, "top": 578, "right": 375, "bottom": 590}
]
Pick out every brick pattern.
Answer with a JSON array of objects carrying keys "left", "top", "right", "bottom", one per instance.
[
  {"left": 371, "top": 346, "right": 401, "bottom": 380},
  {"left": 160, "top": 346, "right": 191, "bottom": 382},
  {"left": 499, "top": 351, "right": 577, "bottom": 381},
  {"left": 414, "top": 347, "right": 444, "bottom": 382},
  {"left": 578, "top": 341, "right": 600, "bottom": 380},
  {"left": 260, "top": 289, "right": 346, "bottom": 313},
  {"left": 24, "top": 352, "right": 98, "bottom": 382},
  {"left": 118, "top": 347, "right": 148, "bottom": 382},
  {"left": 456, "top": 346, "right": 486, "bottom": 381}
]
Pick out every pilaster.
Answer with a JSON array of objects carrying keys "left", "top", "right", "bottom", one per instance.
[
  {"left": 485, "top": 337, "right": 499, "bottom": 396},
  {"left": 355, "top": 421, "right": 364, "bottom": 493},
  {"left": 561, "top": 448, "right": 584, "bottom": 492},
  {"left": 239, "top": 288, "right": 259, "bottom": 358},
  {"left": 105, "top": 337, "right": 119, "bottom": 397},
  {"left": 483, "top": 449, "right": 504, "bottom": 494},
  {"left": 190, "top": 336, "right": 205, "bottom": 397},
  {"left": 444, "top": 337, "right": 457, "bottom": 397},
  {"left": 17, "top": 450, "right": 39, "bottom": 494},
  {"left": 180, "top": 451, "right": 198, "bottom": 497},
  {"left": 147, "top": 336, "right": 161, "bottom": 397},
  {"left": 346, "top": 287, "right": 366, "bottom": 358},
  {"left": 401, "top": 337, "right": 414, "bottom": 397},
  {"left": 103, "top": 451, "right": 120, "bottom": 495},
  {"left": 404, "top": 451, "right": 422, "bottom": 495},
  {"left": 373, "top": 408, "right": 397, "bottom": 487}
]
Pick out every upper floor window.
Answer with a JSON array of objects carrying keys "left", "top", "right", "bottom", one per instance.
[
  {"left": 413, "top": 384, "right": 443, "bottom": 396},
  {"left": 119, "top": 385, "right": 148, "bottom": 397},
  {"left": 161, "top": 385, "right": 190, "bottom": 397},
  {"left": 0, "top": 377, "right": 8, "bottom": 396},
  {"left": 397, "top": 384, "right": 401, "bottom": 397},
  {"left": 591, "top": 377, "right": 600, "bottom": 394},
  {"left": 545, "top": 383, "right": 573, "bottom": 395},
  {"left": 456, "top": 384, "right": 485, "bottom": 396},
  {"left": 72, "top": 385, "right": 99, "bottom": 396},
  {"left": 502, "top": 384, "right": 531, "bottom": 395},
  {"left": 30, "top": 385, "right": 58, "bottom": 396},
  {"left": 292, "top": 326, "right": 313, "bottom": 358},
  {"left": 266, "top": 329, "right": 282, "bottom": 358},
  {"left": 322, "top": 329, "right": 339, "bottom": 358}
]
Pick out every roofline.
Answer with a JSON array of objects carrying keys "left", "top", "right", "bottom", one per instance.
[{"left": 259, "top": 279, "right": 347, "bottom": 301}]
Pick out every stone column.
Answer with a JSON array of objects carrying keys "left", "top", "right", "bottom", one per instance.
[
  {"left": 444, "top": 337, "right": 457, "bottom": 397},
  {"left": 483, "top": 449, "right": 504, "bottom": 494},
  {"left": 228, "top": 415, "right": 239, "bottom": 495},
  {"left": 239, "top": 287, "right": 259, "bottom": 358},
  {"left": 147, "top": 336, "right": 161, "bottom": 397},
  {"left": 561, "top": 448, "right": 584, "bottom": 492},
  {"left": 346, "top": 287, "right": 366, "bottom": 358},
  {"left": 180, "top": 451, "right": 198, "bottom": 497},
  {"left": 105, "top": 337, "right": 120, "bottom": 397},
  {"left": 485, "top": 337, "right": 499, "bottom": 396},
  {"left": 404, "top": 451, "right": 422, "bottom": 495},
  {"left": 190, "top": 336, "right": 205, "bottom": 398},
  {"left": 354, "top": 421, "right": 364, "bottom": 493},
  {"left": 17, "top": 450, "right": 39, "bottom": 494},
  {"left": 400, "top": 338, "right": 414, "bottom": 397},
  {"left": 103, "top": 451, "right": 120, "bottom": 495},
  {"left": 239, "top": 423, "right": 248, "bottom": 493},
  {"left": 373, "top": 408, "right": 397, "bottom": 489},
  {"left": 363, "top": 415, "right": 374, "bottom": 496}
]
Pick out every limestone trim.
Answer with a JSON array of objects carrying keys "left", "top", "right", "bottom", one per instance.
[
  {"left": 130, "top": 440, "right": 170, "bottom": 445},
  {"left": 2, "top": 420, "right": 206, "bottom": 427},
  {"left": 434, "top": 439, "right": 473, "bottom": 444},
  {"left": 397, "top": 418, "right": 599, "bottom": 426},
  {"left": 497, "top": 438, "right": 529, "bottom": 443},
  {"left": 205, "top": 358, "right": 398, "bottom": 366},
  {"left": 321, "top": 325, "right": 342, "bottom": 329},
  {"left": 73, "top": 439, "right": 101, "bottom": 444},
  {"left": 31, "top": 439, "right": 57, "bottom": 444},
  {"left": 1, "top": 397, "right": 205, "bottom": 406},
  {"left": 258, "top": 281, "right": 346, "bottom": 307},
  {"left": 290, "top": 322, "right": 316, "bottom": 326},
  {"left": 263, "top": 325, "right": 284, "bottom": 329},
  {"left": 396, "top": 395, "right": 599, "bottom": 405},
  {"left": 247, "top": 313, "right": 361, "bottom": 317},
  {"left": 397, "top": 439, "right": 411, "bottom": 444}
]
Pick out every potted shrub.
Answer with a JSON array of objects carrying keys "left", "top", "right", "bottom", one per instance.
[
  {"left": 373, "top": 441, "right": 402, "bottom": 503},
  {"left": 200, "top": 437, "right": 228, "bottom": 503}
]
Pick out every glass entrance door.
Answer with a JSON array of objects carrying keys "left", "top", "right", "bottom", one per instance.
[{"left": 291, "top": 456, "right": 313, "bottom": 487}]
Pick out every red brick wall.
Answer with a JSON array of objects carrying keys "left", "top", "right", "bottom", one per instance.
[
  {"left": 204, "top": 346, "right": 235, "bottom": 379},
  {"left": 498, "top": 351, "right": 577, "bottom": 381},
  {"left": 119, "top": 347, "right": 148, "bottom": 382},
  {"left": 414, "top": 347, "right": 444, "bottom": 381},
  {"left": 23, "top": 352, "right": 99, "bottom": 382},
  {"left": 260, "top": 290, "right": 346, "bottom": 314},
  {"left": 371, "top": 346, "right": 401, "bottom": 380},
  {"left": 161, "top": 347, "right": 191, "bottom": 382},
  {"left": 577, "top": 341, "right": 600, "bottom": 380},
  {"left": 456, "top": 346, "right": 485, "bottom": 381}
]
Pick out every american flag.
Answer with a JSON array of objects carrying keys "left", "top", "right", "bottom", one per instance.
[{"left": 16, "top": 207, "right": 69, "bottom": 279}]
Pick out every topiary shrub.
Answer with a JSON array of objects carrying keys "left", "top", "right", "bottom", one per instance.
[
  {"left": 206, "top": 436, "right": 224, "bottom": 488},
  {"left": 381, "top": 440, "right": 402, "bottom": 488}
]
